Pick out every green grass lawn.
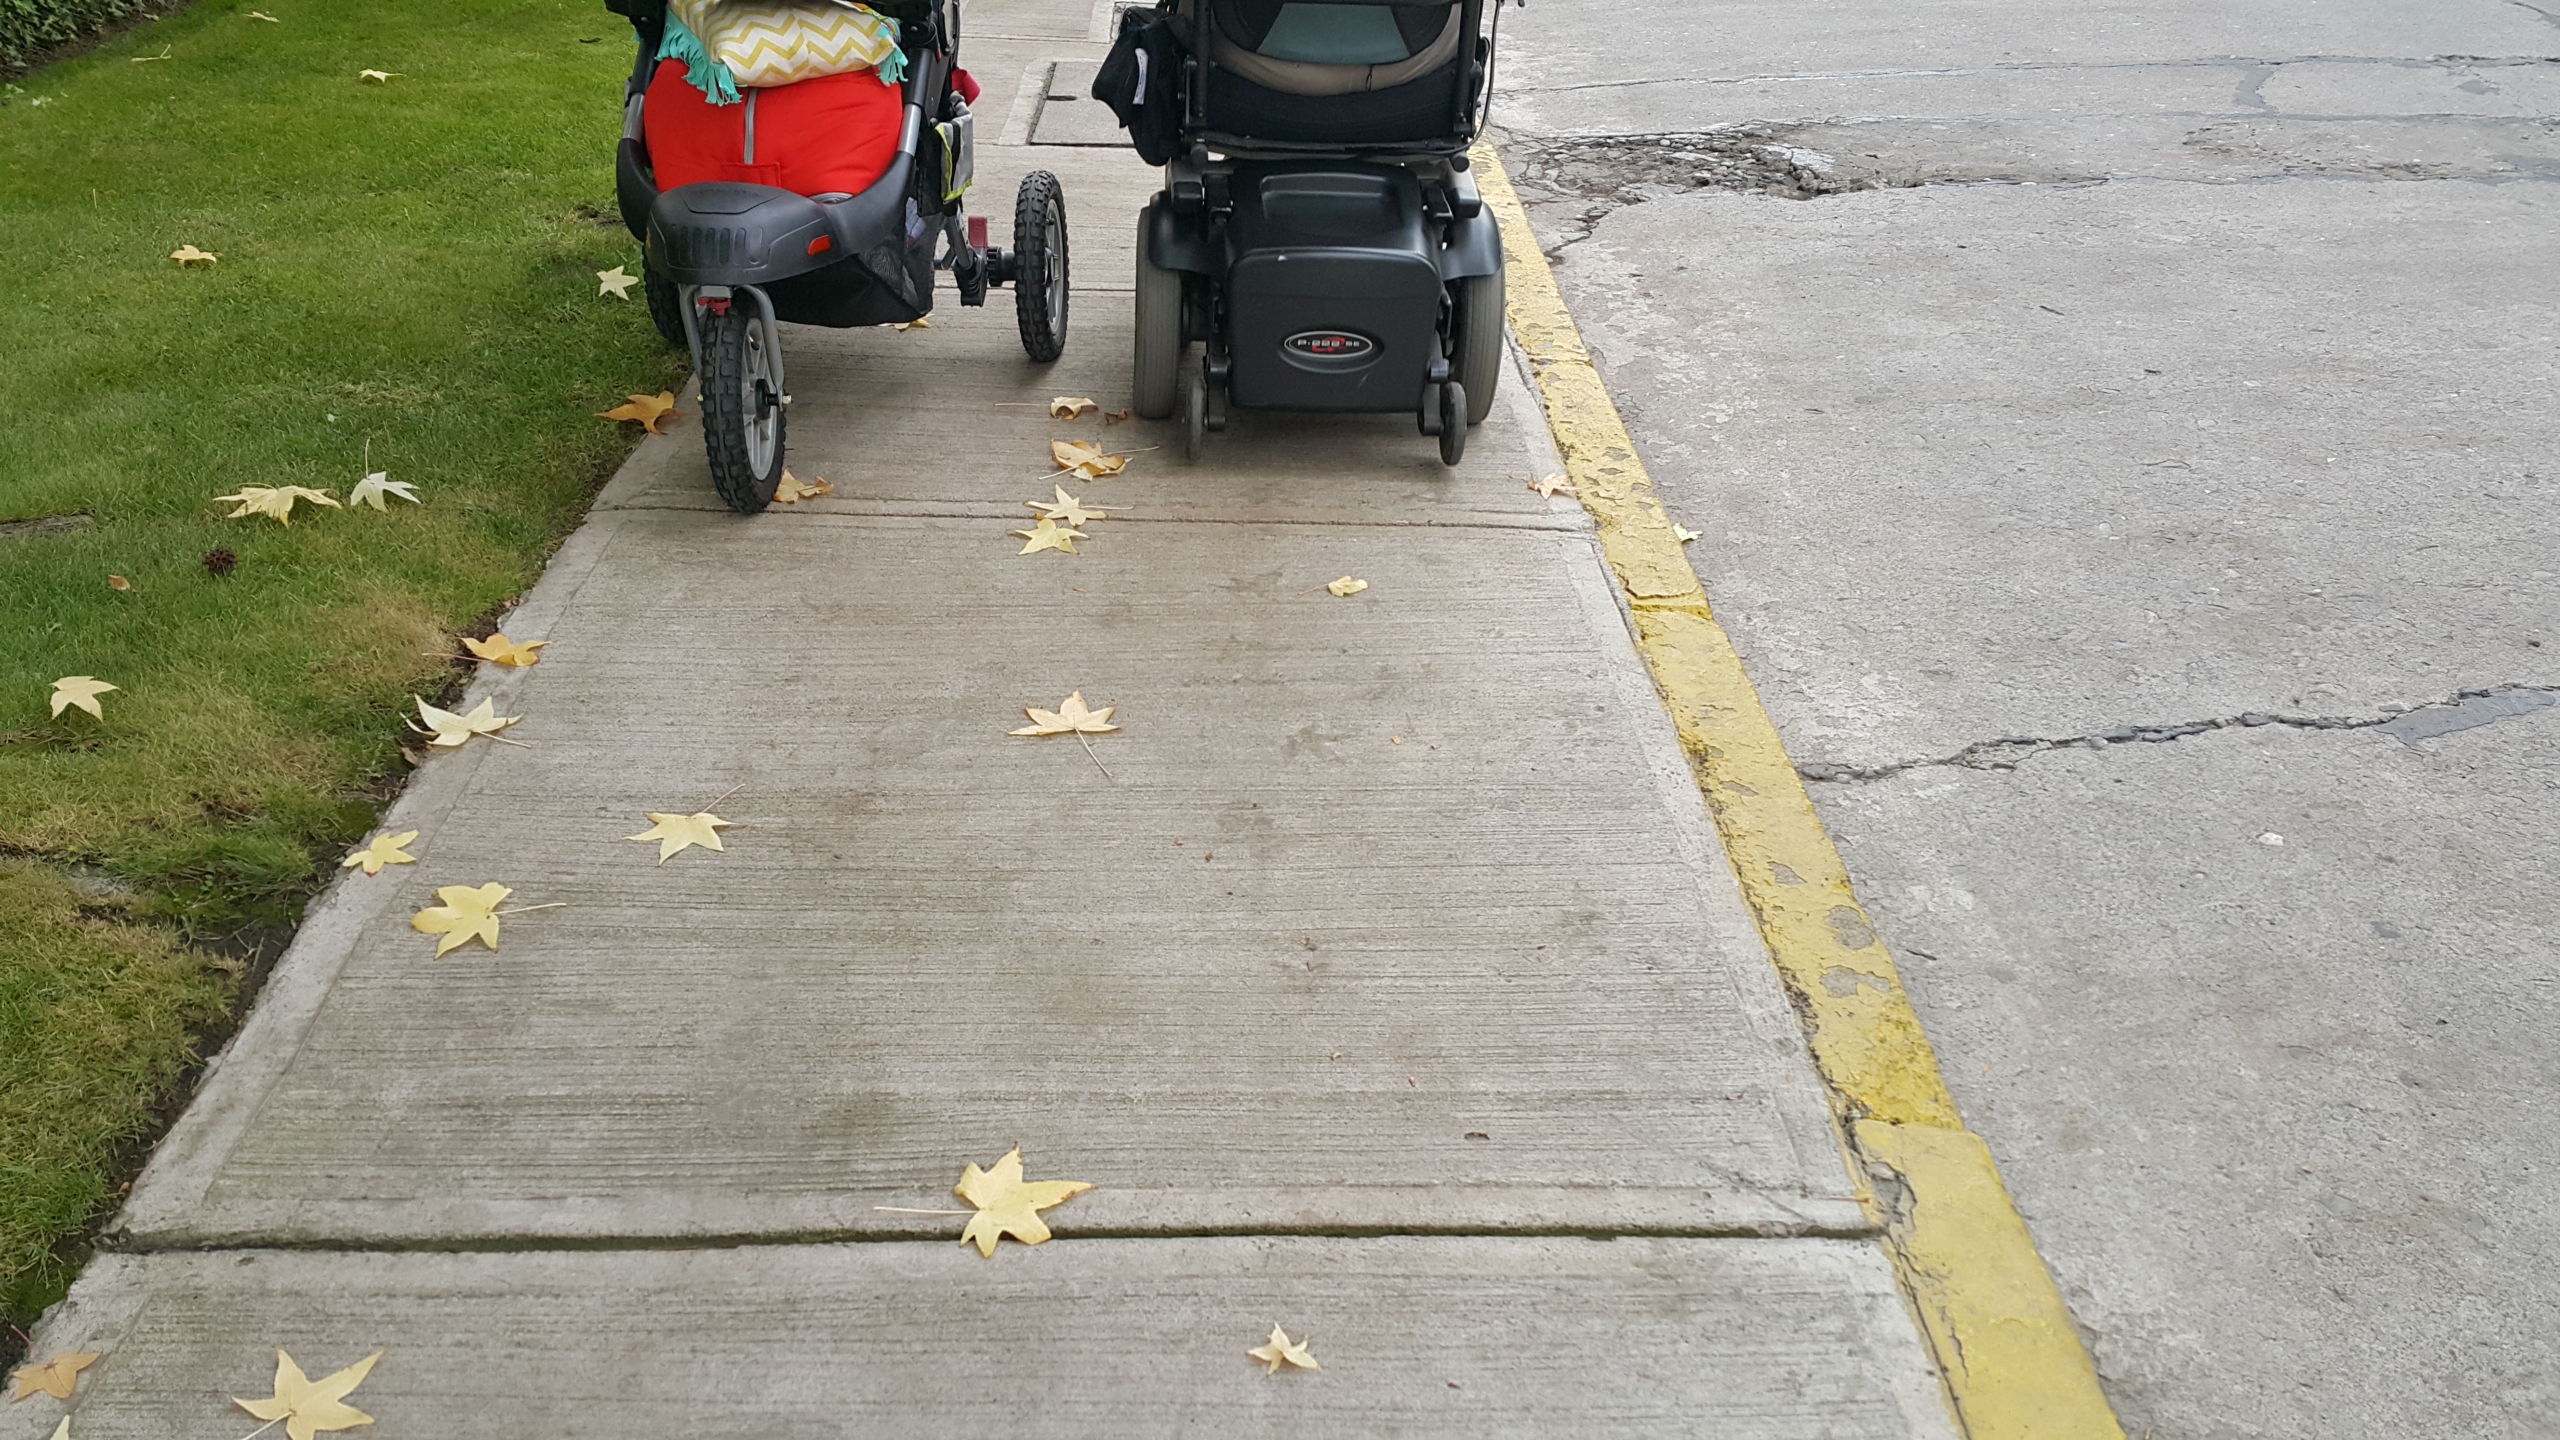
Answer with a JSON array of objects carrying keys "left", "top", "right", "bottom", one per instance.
[{"left": 0, "top": 0, "right": 685, "bottom": 1338}]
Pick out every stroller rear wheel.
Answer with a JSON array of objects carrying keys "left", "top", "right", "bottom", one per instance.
[
  {"left": 1014, "top": 170, "right": 1069, "bottom": 363},
  {"left": 644, "top": 264, "right": 688, "bottom": 349},
  {"left": 700, "top": 303, "right": 786, "bottom": 514}
]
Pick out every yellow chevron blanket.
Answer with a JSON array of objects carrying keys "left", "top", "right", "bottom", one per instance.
[{"left": 664, "top": 0, "right": 905, "bottom": 104}]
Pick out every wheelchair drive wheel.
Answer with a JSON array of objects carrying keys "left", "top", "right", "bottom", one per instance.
[
  {"left": 1014, "top": 170, "right": 1069, "bottom": 363},
  {"left": 700, "top": 303, "right": 786, "bottom": 514},
  {"left": 1450, "top": 270, "right": 1505, "bottom": 427},
  {"left": 1132, "top": 207, "right": 1184, "bottom": 420}
]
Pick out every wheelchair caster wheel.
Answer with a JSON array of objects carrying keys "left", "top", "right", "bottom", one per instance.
[
  {"left": 1436, "top": 381, "right": 1467, "bottom": 467},
  {"left": 1183, "top": 362, "right": 1207, "bottom": 464}
]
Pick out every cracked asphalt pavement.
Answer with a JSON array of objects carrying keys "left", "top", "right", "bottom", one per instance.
[{"left": 1494, "top": 1, "right": 2559, "bottom": 1435}]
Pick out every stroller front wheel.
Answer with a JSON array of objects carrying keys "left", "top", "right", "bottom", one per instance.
[{"left": 700, "top": 304, "right": 786, "bottom": 514}]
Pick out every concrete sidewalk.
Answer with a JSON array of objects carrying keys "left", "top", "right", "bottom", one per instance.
[{"left": 4, "top": 7, "right": 1956, "bottom": 1435}]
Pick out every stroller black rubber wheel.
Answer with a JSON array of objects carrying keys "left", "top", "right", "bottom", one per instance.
[
  {"left": 644, "top": 263, "right": 688, "bottom": 349},
  {"left": 1450, "top": 269, "right": 1505, "bottom": 427},
  {"left": 1131, "top": 203, "right": 1184, "bottom": 420},
  {"left": 699, "top": 304, "right": 786, "bottom": 514},
  {"left": 1014, "top": 170, "right": 1069, "bottom": 363},
  {"left": 1437, "top": 381, "right": 1467, "bottom": 467}
]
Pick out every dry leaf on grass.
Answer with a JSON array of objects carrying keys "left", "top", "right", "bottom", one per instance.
[
  {"left": 596, "top": 265, "right": 637, "bottom": 299},
  {"left": 348, "top": 471, "right": 419, "bottom": 510},
  {"left": 1048, "top": 396, "right": 1099, "bottom": 420},
  {"left": 1325, "top": 576, "right": 1367, "bottom": 597},
  {"left": 246, "top": 8, "right": 280, "bottom": 18},
  {"left": 626, "top": 810, "right": 732, "bottom": 863},
  {"left": 1011, "top": 517, "right": 1086, "bottom": 555},
  {"left": 772, "top": 470, "right": 833, "bottom": 503},
  {"left": 409, "top": 696, "right": 522, "bottom": 747},
  {"left": 233, "top": 1348, "right": 382, "bottom": 1440},
  {"left": 1011, "top": 691, "right": 1117, "bottom": 736},
  {"left": 1027, "top": 485, "right": 1103, "bottom": 527},
  {"left": 461, "top": 633, "right": 544, "bottom": 667},
  {"left": 107, "top": 574, "right": 131, "bottom": 591},
  {"left": 1249, "top": 1324, "right": 1321, "bottom": 1375},
  {"left": 214, "top": 485, "right": 339, "bottom": 525},
  {"left": 48, "top": 676, "right": 117, "bottom": 719},
  {"left": 358, "top": 68, "right": 396, "bottom": 82},
  {"left": 171, "top": 244, "right": 219, "bottom": 266},
  {"left": 955, "top": 1146, "right": 1092, "bottom": 1256},
  {"left": 1050, "top": 439, "right": 1128, "bottom": 479},
  {"left": 9, "top": 1351, "right": 98, "bottom": 1401},
  {"left": 340, "top": 830, "right": 418, "bottom": 876},
  {"left": 598, "top": 391, "right": 682, "bottom": 433},
  {"left": 1528, "top": 473, "right": 1576, "bottom": 499},
  {"left": 412, "top": 882, "right": 508, "bottom": 955}
]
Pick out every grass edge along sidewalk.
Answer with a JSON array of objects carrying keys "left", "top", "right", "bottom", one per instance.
[
  {"left": 1474, "top": 143, "right": 2127, "bottom": 1440},
  {"left": 0, "top": 0, "right": 685, "bottom": 1348}
]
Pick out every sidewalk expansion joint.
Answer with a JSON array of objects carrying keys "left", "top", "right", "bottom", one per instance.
[
  {"left": 103, "top": 1219, "right": 1885, "bottom": 1259},
  {"left": 1480, "top": 141, "right": 2129, "bottom": 1440},
  {"left": 1799, "top": 683, "right": 2560, "bottom": 783},
  {"left": 591, "top": 500, "right": 1591, "bottom": 533}
]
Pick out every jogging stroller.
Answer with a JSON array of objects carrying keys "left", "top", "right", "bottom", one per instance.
[
  {"left": 1093, "top": 0, "right": 1505, "bottom": 465},
  {"left": 604, "top": 0, "right": 1071, "bottom": 512}
]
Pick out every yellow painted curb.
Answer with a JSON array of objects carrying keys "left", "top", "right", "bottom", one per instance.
[{"left": 1475, "top": 144, "right": 2126, "bottom": 1440}]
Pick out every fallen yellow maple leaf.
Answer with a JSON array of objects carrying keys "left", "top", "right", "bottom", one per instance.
[
  {"left": 1325, "top": 576, "right": 1367, "bottom": 598},
  {"left": 1011, "top": 691, "right": 1117, "bottom": 736},
  {"left": 596, "top": 265, "right": 637, "bottom": 299},
  {"left": 214, "top": 485, "right": 339, "bottom": 525},
  {"left": 626, "top": 810, "right": 732, "bottom": 863},
  {"left": 171, "top": 244, "right": 218, "bottom": 265},
  {"left": 1010, "top": 517, "right": 1086, "bottom": 555},
  {"left": 348, "top": 471, "right": 419, "bottom": 510},
  {"left": 955, "top": 1146, "right": 1092, "bottom": 1256},
  {"left": 1050, "top": 439, "right": 1127, "bottom": 479},
  {"left": 1049, "top": 396, "right": 1099, "bottom": 419},
  {"left": 598, "top": 391, "right": 682, "bottom": 434},
  {"left": 49, "top": 676, "right": 117, "bottom": 719},
  {"left": 9, "top": 1350, "right": 98, "bottom": 1401},
  {"left": 772, "top": 469, "right": 833, "bottom": 503},
  {"left": 1529, "top": 473, "right": 1577, "bottom": 499},
  {"left": 893, "top": 317, "right": 930, "bottom": 331},
  {"left": 234, "top": 1348, "right": 382, "bottom": 1440},
  {"left": 1249, "top": 1324, "right": 1321, "bottom": 1375},
  {"left": 412, "top": 883, "right": 508, "bottom": 956},
  {"left": 462, "top": 633, "right": 545, "bottom": 667},
  {"left": 409, "top": 695, "right": 521, "bottom": 747},
  {"left": 340, "top": 830, "right": 418, "bottom": 876},
  {"left": 1027, "top": 484, "right": 1103, "bottom": 527}
]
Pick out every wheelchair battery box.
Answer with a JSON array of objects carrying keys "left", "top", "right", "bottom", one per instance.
[{"left": 1225, "top": 167, "right": 1444, "bottom": 413}]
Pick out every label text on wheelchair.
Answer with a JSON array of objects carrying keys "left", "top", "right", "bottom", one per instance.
[{"left": 1284, "top": 331, "right": 1378, "bottom": 360}]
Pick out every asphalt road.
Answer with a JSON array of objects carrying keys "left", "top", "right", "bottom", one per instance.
[{"left": 1492, "top": 2, "right": 2560, "bottom": 1436}]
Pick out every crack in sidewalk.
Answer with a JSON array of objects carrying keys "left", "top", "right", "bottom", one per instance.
[{"left": 1798, "top": 683, "right": 2559, "bottom": 783}]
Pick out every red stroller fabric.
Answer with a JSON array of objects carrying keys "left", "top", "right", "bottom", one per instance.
[{"left": 644, "top": 60, "right": 903, "bottom": 196}]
